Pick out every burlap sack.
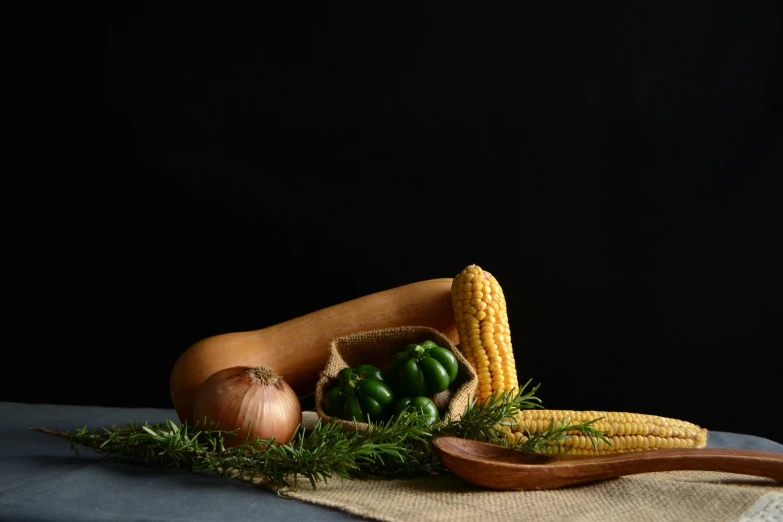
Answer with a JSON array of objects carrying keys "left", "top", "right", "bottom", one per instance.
[{"left": 314, "top": 326, "right": 478, "bottom": 430}]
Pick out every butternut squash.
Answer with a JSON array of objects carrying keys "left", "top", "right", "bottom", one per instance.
[{"left": 169, "top": 278, "right": 458, "bottom": 424}]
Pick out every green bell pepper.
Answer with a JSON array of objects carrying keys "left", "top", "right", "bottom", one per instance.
[
  {"left": 388, "top": 340, "right": 459, "bottom": 397},
  {"left": 394, "top": 396, "right": 440, "bottom": 426},
  {"left": 322, "top": 365, "right": 395, "bottom": 422}
]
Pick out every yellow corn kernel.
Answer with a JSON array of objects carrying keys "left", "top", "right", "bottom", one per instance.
[
  {"left": 511, "top": 409, "right": 708, "bottom": 453},
  {"left": 451, "top": 265, "right": 518, "bottom": 401}
]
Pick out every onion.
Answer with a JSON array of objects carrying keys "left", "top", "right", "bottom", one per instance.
[{"left": 192, "top": 365, "right": 302, "bottom": 447}]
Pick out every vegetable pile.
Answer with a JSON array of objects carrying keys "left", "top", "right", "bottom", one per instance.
[{"left": 32, "top": 265, "right": 658, "bottom": 491}]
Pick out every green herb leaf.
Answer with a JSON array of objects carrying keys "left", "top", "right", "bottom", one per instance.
[{"left": 30, "top": 379, "right": 607, "bottom": 490}]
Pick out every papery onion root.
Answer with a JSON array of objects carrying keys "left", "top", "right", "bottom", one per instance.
[{"left": 247, "top": 366, "right": 281, "bottom": 385}]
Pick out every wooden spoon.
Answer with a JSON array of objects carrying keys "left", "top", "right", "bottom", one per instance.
[{"left": 432, "top": 436, "right": 783, "bottom": 491}]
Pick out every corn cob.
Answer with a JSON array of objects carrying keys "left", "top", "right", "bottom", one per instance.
[
  {"left": 499, "top": 409, "right": 709, "bottom": 454},
  {"left": 451, "top": 264, "right": 519, "bottom": 402}
]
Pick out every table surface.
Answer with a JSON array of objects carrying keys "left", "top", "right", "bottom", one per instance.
[{"left": 2, "top": 401, "right": 782, "bottom": 522}]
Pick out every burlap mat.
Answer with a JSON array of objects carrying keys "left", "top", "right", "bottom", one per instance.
[{"left": 273, "top": 471, "right": 781, "bottom": 522}]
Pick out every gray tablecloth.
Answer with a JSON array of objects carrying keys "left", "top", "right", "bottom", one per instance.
[{"left": 1, "top": 402, "right": 781, "bottom": 522}]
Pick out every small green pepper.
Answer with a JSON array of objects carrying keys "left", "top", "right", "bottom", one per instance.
[
  {"left": 394, "top": 396, "right": 440, "bottom": 425},
  {"left": 388, "top": 341, "right": 459, "bottom": 397},
  {"left": 420, "top": 340, "right": 459, "bottom": 383},
  {"left": 352, "top": 364, "right": 386, "bottom": 382},
  {"left": 322, "top": 365, "right": 395, "bottom": 422}
]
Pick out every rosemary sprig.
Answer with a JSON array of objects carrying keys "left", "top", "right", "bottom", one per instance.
[
  {"left": 32, "top": 411, "right": 438, "bottom": 490},
  {"left": 512, "top": 414, "right": 611, "bottom": 454},
  {"left": 31, "top": 380, "right": 610, "bottom": 490},
  {"left": 435, "top": 378, "right": 543, "bottom": 443}
]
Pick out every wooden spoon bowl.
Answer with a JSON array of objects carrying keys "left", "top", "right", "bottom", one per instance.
[{"left": 432, "top": 436, "right": 783, "bottom": 491}]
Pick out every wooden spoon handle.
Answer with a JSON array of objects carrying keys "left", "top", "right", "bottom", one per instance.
[
  {"left": 550, "top": 448, "right": 783, "bottom": 487},
  {"left": 432, "top": 437, "right": 783, "bottom": 490}
]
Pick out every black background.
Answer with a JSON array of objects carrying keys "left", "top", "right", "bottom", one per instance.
[{"left": 12, "top": 5, "right": 783, "bottom": 443}]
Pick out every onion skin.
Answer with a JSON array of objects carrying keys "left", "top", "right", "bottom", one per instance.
[{"left": 192, "top": 366, "right": 302, "bottom": 447}]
